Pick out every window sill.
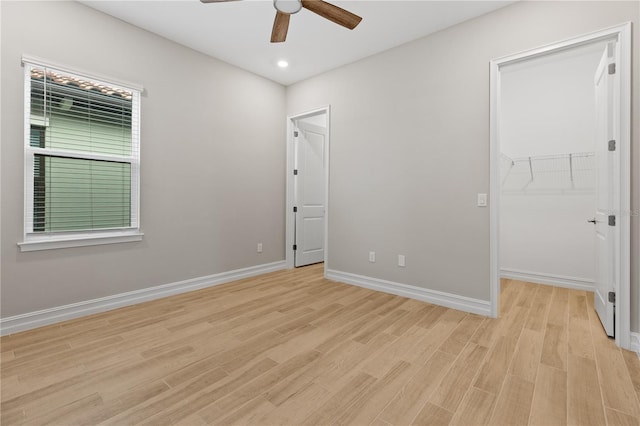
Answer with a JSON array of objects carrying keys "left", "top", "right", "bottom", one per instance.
[{"left": 18, "top": 231, "right": 144, "bottom": 252}]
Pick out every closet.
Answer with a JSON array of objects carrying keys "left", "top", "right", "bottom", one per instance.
[{"left": 499, "top": 41, "right": 607, "bottom": 289}]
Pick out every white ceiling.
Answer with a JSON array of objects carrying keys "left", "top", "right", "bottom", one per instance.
[{"left": 81, "top": 0, "right": 514, "bottom": 86}]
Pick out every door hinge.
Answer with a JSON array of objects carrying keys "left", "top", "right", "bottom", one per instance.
[
  {"left": 608, "top": 291, "right": 616, "bottom": 304},
  {"left": 608, "top": 63, "right": 616, "bottom": 75},
  {"left": 293, "top": 169, "right": 298, "bottom": 175},
  {"left": 608, "top": 215, "right": 616, "bottom": 226},
  {"left": 294, "top": 131, "right": 299, "bottom": 137},
  {"left": 293, "top": 244, "right": 297, "bottom": 251},
  {"left": 608, "top": 140, "right": 616, "bottom": 151},
  {"left": 293, "top": 206, "right": 297, "bottom": 213}
]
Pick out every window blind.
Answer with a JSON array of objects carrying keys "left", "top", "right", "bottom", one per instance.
[{"left": 26, "top": 65, "right": 139, "bottom": 234}]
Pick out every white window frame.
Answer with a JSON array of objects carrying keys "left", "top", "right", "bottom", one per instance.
[{"left": 18, "top": 56, "right": 144, "bottom": 252}]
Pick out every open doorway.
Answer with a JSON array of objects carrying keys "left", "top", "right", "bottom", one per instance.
[
  {"left": 499, "top": 42, "right": 605, "bottom": 304},
  {"left": 489, "top": 24, "right": 631, "bottom": 349},
  {"left": 286, "top": 107, "right": 330, "bottom": 271}
]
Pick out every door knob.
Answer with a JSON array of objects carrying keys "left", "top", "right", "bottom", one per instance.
[{"left": 588, "top": 219, "right": 597, "bottom": 224}]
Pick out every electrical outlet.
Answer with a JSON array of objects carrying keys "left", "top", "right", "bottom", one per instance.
[
  {"left": 369, "top": 251, "right": 376, "bottom": 263},
  {"left": 398, "top": 255, "right": 405, "bottom": 267},
  {"left": 257, "top": 243, "right": 263, "bottom": 253}
]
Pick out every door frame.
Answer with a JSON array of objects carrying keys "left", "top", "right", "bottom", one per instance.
[
  {"left": 489, "top": 23, "right": 632, "bottom": 349},
  {"left": 286, "top": 106, "right": 331, "bottom": 274}
]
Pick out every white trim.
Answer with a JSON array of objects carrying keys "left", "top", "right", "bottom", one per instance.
[
  {"left": 285, "top": 106, "right": 331, "bottom": 276},
  {"left": 23, "top": 64, "right": 31, "bottom": 244},
  {"left": 490, "top": 22, "right": 632, "bottom": 349},
  {"left": 18, "top": 231, "right": 144, "bottom": 252},
  {"left": 500, "top": 268, "right": 594, "bottom": 291},
  {"left": 615, "top": 22, "right": 632, "bottom": 352},
  {"left": 285, "top": 118, "right": 294, "bottom": 269},
  {"left": 21, "top": 59, "right": 143, "bottom": 249},
  {"left": 22, "top": 54, "right": 144, "bottom": 92},
  {"left": 490, "top": 23, "right": 630, "bottom": 67},
  {"left": 0, "top": 261, "right": 286, "bottom": 336},
  {"left": 327, "top": 269, "right": 491, "bottom": 316},
  {"left": 324, "top": 107, "right": 331, "bottom": 278},
  {"left": 489, "top": 56, "right": 500, "bottom": 319},
  {"left": 630, "top": 333, "right": 640, "bottom": 357}
]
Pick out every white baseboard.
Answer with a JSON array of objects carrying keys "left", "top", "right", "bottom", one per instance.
[
  {"left": 500, "top": 268, "right": 594, "bottom": 291},
  {"left": 0, "top": 261, "right": 286, "bottom": 336},
  {"left": 631, "top": 333, "right": 640, "bottom": 357},
  {"left": 326, "top": 269, "right": 491, "bottom": 316}
]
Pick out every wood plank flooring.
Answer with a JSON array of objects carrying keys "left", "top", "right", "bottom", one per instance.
[{"left": 1, "top": 263, "right": 639, "bottom": 425}]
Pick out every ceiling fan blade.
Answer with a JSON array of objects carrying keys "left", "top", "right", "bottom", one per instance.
[
  {"left": 301, "top": 0, "right": 362, "bottom": 30},
  {"left": 271, "top": 11, "right": 290, "bottom": 43}
]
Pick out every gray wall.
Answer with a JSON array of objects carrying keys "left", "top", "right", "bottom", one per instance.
[
  {"left": 286, "top": 1, "right": 639, "bottom": 326},
  {"left": 2, "top": 1, "right": 639, "bottom": 335},
  {"left": 1, "top": 1, "right": 286, "bottom": 317}
]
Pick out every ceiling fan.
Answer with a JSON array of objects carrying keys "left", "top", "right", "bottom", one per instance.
[{"left": 200, "top": 0, "right": 363, "bottom": 43}]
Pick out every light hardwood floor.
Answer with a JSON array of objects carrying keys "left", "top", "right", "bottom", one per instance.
[{"left": 2, "top": 263, "right": 640, "bottom": 425}]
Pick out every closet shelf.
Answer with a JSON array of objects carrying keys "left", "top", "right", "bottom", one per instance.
[{"left": 500, "top": 152, "right": 595, "bottom": 194}]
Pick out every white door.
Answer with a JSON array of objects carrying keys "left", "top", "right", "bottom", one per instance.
[
  {"left": 592, "top": 44, "right": 617, "bottom": 337},
  {"left": 294, "top": 120, "right": 326, "bottom": 267}
]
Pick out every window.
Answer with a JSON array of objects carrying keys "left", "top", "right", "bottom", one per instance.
[{"left": 19, "top": 57, "right": 143, "bottom": 251}]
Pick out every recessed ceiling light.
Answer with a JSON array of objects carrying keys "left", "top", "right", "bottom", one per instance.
[{"left": 277, "top": 60, "right": 289, "bottom": 68}]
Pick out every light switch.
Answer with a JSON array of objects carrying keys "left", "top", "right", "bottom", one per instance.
[{"left": 477, "top": 193, "right": 487, "bottom": 207}]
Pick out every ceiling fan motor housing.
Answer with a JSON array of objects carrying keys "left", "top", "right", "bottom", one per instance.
[
  {"left": 273, "top": 0, "right": 302, "bottom": 15},
  {"left": 200, "top": 0, "right": 362, "bottom": 43}
]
